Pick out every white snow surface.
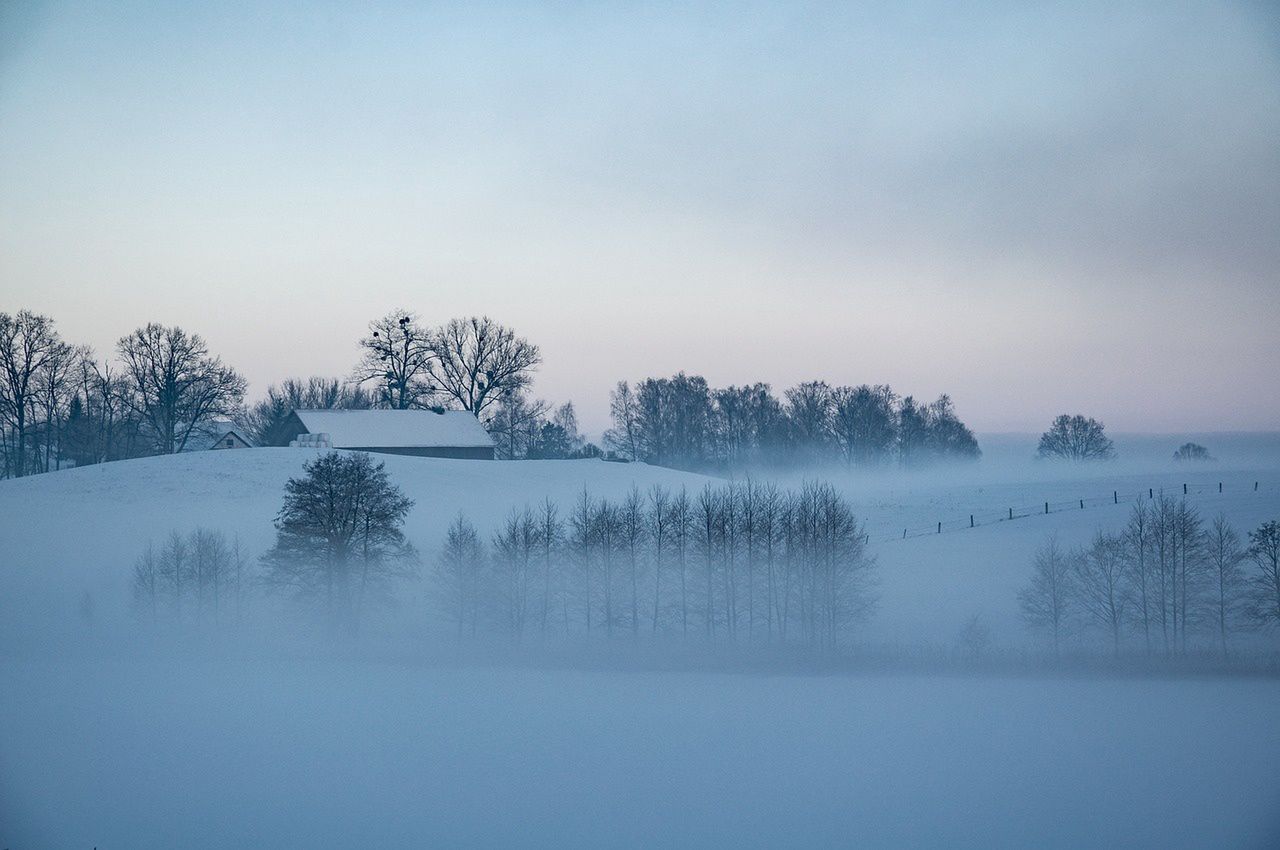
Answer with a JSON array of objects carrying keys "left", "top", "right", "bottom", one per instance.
[
  {"left": 1, "top": 443, "right": 1278, "bottom": 648},
  {"left": 3, "top": 444, "right": 1280, "bottom": 847},
  {"left": 292, "top": 408, "right": 495, "bottom": 448}
]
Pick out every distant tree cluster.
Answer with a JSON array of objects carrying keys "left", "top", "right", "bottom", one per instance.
[
  {"left": 1019, "top": 502, "right": 1280, "bottom": 657},
  {"left": 1173, "top": 442, "right": 1214, "bottom": 463},
  {"left": 353, "top": 312, "right": 541, "bottom": 416},
  {"left": 1036, "top": 414, "right": 1115, "bottom": 461},
  {"left": 243, "top": 376, "right": 374, "bottom": 447},
  {"left": 133, "top": 528, "right": 249, "bottom": 626},
  {"left": 433, "top": 481, "right": 876, "bottom": 649},
  {"left": 485, "top": 397, "right": 601, "bottom": 460},
  {"left": 1, "top": 310, "right": 246, "bottom": 478},
  {"left": 603, "top": 374, "right": 979, "bottom": 473}
]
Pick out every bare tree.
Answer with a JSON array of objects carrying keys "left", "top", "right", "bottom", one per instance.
[
  {"left": 486, "top": 390, "right": 550, "bottom": 459},
  {"left": 436, "top": 514, "right": 485, "bottom": 637},
  {"left": 1073, "top": 531, "right": 1128, "bottom": 656},
  {"left": 604, "top": 380, "right": 641, "bottom": 461},
  {"left": 1205, "top": 515, "right": 1246, "bottom": 656},
  {"left": 1036, "top": 414, "right": 1115, "bottom": 461},
  {"left": 537, "top": 499, "right": 563, "bottom": 638},
  {"left": 1018, "top": 537, "right": 1074, "bottom": 657},
  {"left": 670, "top": 487, "right": 692, "bottom": 637},
  {"left": 427, "top": 316, "right": 541, "bottom": 417},
  {"left": 1123, "top": 500, "right": 1155, "bottom": 655},
  {"left": 132, "top": 542, "right": 161, "bottom": 623},
  {"left": 1244, "top": 520, "right": 1280, "bottom": 630},
  {"left": 354, "top": 311, "right": 438, "bottom": 410},
  {"left": 621, "top": 486, "right": 646, "bottom": 635},
  {"left": 116, "top": 324, "right": 246, "bottom": 454},
  {"left": 648, "top": 485, "right": 670, "bottom": 634},
  {"left": 0, "top": 310, "right": 71, "bottom": 476}
]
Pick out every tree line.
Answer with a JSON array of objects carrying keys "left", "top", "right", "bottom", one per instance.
[
  {"left": 1019, "top": 498, "right": 1280, "bottom": 657},
  {"left": 0, "top": 311, "right": 246, "bottom": 477},
  {"left": 0, "top": 308, "right": 558, "bottom": 477},
  {"left": 435, "top": 480, "right": 877, "bottom": 649},
  {"left": 604, "top": 375, "right": 980, "bottom": 472},
  {"left": 131, "top": 453, "right": 878, "bottom": 649}
]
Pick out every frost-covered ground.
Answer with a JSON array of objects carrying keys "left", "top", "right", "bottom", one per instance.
[
  {"left": 2, "top": 436, "right": 1280, "bottom": 847},
  {"left": 2, "top": 655, "right": 1278, "bottom": 849}
]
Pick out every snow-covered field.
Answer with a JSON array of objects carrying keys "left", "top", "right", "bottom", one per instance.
[
  {"left": 2, "top": 655, "right": 1278, "bottom": 848},
  {"left": 3, "top": 436, "right": 1280, "bottom": 847},
  {"left": 0, "top": 448, "right": 713, "bottom": 644}
]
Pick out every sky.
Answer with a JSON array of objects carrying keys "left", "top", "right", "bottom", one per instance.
[{"left": 1, "top": 1, "right": 1277, "bottom": 434}]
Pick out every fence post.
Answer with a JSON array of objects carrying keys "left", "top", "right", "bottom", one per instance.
[
  {"left": 1044, "top": 502, "right": 1049, "bottom": 515},
  {"left": 1256, "top": 482, "right": 1260, "bottom": 491},
  {"left": 1149, "top": 488, "right": 1153, "bottom": 499},
  {"left": 1183, "top": 483, "right": 1187, "bottom": 495},
  {"left": 1079, "top": 499, "right": 1084, "bottom": 509},
  {"left": 970, "top": 514, "right": 974, "bottom": 528},
  {"left": 937, "top": 522, "right": 941, "bottom": 534},
  {"left": 902, "top": 528, "right": 907, "bottom": 539},
  {"left": 1218, "top": 482, "right": 1222, "bottom": 493},
  {"left": 1113, "top": 490, "right": 1118, "bottom": 504},
  {"left": 1009, "top": 507, "right": 1013, "bottom": 520}
]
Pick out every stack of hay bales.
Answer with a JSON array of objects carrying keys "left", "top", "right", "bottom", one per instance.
[{"left": 289, "top": 432, "right": 332, "bottom": 449}]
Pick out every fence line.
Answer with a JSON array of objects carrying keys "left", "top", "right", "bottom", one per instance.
[{"left": 866, "top": 479, "right": 1272, "bottom": 544}]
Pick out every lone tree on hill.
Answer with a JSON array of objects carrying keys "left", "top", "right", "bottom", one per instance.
[
  {"left": 262, "top": 451, "right": 416, "bottom": 633},
  {"left": 1037, "top": 414, "right": 1115, "bottom": 461},
  {"left": 1172, "top": 442, "right": 1214, "bottom": 463}
]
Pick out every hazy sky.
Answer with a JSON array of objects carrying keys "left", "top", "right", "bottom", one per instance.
[{"left": 1, "top": 1, "right": 1277, "bottom": 433}]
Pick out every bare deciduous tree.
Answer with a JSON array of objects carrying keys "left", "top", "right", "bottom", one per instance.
[
  {"left": 1206, "top": 515, "right": 1246, "bottom": 656},
  {"left": 0, "top": 310, "right": 72, "bottom": 477},
  {"left": 1073, "top": 531, "right": 1128, "bottom": 656},
  {"left": 354, "top": 311, "right": 438, "bottom": 410},
  {"left": 1018, "top": 537, "right": 1074, "bottom": 656},
  {"left": 116, "top": 324, "right": 246, "bottom": 454},
  {"left": 427, "top": 316, "right": 541, "bottom": 417},
  {"left": 1036, "top": 414, "right": 1116, "bottom": 461},
  {"left": 1245, "top": 520, "right": 1280, "bottom": 630}
]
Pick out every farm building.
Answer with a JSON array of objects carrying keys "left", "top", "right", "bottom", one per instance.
[
  {"left": 178, "top": 420, "right": 256, "bottom": 452},
  {"left": 279, "top": 409, "right": 496, "bottom": 460}
]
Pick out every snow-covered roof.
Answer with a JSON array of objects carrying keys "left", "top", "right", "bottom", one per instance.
[
  {"left": 177, "top": 420, "right": 257, "bottom": 451},
  {"left": 291, "top": 409, "right": 494, "bottom": 449}
]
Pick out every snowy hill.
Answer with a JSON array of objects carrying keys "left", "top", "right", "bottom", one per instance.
[
  {"left": 0, "top": 449, "right": 714, "bottom": 635},
  {"left": 1, "top": 445, "right": 1277, "bottom": 647}
]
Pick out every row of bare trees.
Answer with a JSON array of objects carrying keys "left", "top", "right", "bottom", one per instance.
[
  {"left": 133, "top": 528, "right": 250, "bottom": 626},
  {"left": 1, "top": 310, "right": 247, "bottom": 477},
  {"left": 1020, "top": 499, "right": 1280, "bottom": 657},
  {"left": 434, "top": 481, "right": 877, "bottom": 649}
]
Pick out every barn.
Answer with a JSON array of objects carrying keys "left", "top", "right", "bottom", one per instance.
[
  {"left": 178, "top": 419, "right": 256, "bottom": 452},
  {"left": 280, "top": 409, "right": 496, "bottom": 460}
]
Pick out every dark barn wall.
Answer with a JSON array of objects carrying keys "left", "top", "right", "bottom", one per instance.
[{"left": 343, "top": 446, "right": 495, "bottom": 460}]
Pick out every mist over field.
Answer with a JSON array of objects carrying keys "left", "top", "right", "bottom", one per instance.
[
  {"left": 3, "top": 435, "right": 1280, "bottom": 847},
  {"left": 4, "top": 1, "right": 1280, "bottom": 847}
]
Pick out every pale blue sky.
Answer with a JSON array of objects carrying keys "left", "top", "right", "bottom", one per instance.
[{"left": 2, "top": 1, "right": 1277, "bottom": 432}]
